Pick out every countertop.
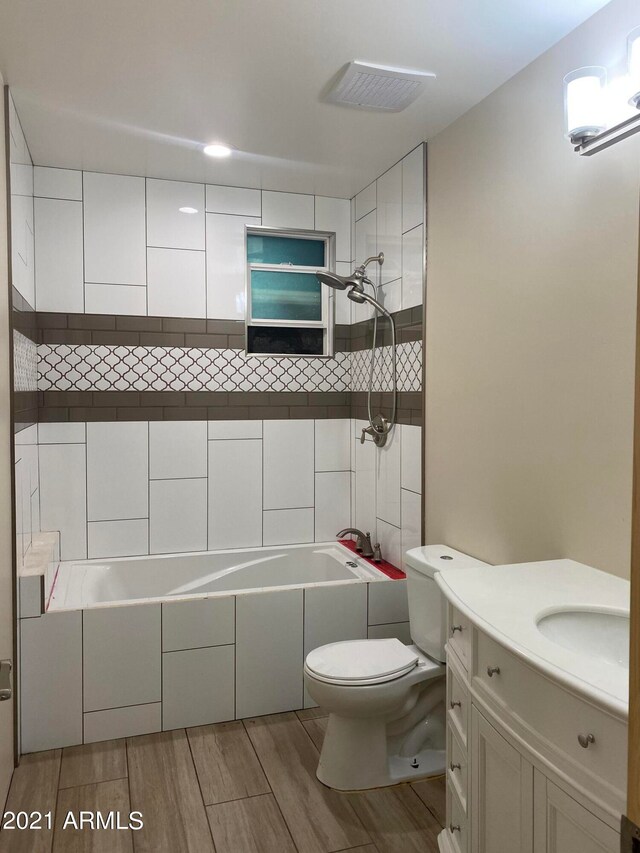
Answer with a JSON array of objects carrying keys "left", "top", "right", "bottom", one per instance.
[{"left": 435, "top": 559, "right": 629, "bottom": 718}]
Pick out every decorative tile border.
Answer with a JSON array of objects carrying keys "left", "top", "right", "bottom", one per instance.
[{"left": 351, "top": 341, "right": 422, "bottom": 393}]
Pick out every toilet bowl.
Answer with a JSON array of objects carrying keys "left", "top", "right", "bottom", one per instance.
[{"left": 304, "top": 545, "right": 489, "bottom": 792}]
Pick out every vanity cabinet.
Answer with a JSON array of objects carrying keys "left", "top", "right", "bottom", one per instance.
[{"left": 438, "top": 605, "right": 624, "bottom": 853}]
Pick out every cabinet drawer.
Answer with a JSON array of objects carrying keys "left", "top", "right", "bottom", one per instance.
[
  {"left": 446, "top": 782, "right": 468, "bottom": 853},
  {"left": 447, "top": 654, "right": 469, "bottom": 748},
  {"left": 448, "top": 606, "right": 471, "bottom": 671},
  {"left": 447, "top": 723, "right": 468, "bottom": 811},
  {"left": 474, "top": 631, "right": 626, "bottom": 795}
]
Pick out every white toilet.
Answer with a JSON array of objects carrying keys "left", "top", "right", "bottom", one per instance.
[{"left": 304, "top": 544, "right": 488, "bottom": 791}]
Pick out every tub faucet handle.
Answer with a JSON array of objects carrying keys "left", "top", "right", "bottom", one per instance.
[
  {"left": 372, "top": 543, "right": 382, "bottom": 563},
  {"left": 336, "top": 528, "right": 375, "bottom": 558}
]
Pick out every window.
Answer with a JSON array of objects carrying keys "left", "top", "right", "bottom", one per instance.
[{"left": 245, "top": 228, "right": 335, "bottom": 356}]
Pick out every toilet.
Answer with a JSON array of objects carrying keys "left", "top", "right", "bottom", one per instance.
[{"left": 304, "top": 544, "right": 488, "bottom": 791}]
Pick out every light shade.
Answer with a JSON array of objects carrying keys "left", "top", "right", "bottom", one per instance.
[
  {"left": 564, "top": 66, "right": 607, "bottom": 144},
  {"left": 628, "top": 27, "right": 640, "bottom": 107},
  {"left": 203, "top": 142, "right": 232, "bottom": 158}
]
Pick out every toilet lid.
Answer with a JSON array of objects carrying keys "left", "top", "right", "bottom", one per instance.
[{"left": 305, "top": 638, "right": 419, "bottom": 685}]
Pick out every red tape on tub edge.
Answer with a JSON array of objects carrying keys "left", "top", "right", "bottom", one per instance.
[{"left": 338, "top": 539, "right": 406, "bottom": 579}]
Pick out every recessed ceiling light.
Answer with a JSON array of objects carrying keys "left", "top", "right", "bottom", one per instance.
[
  {"left": 203, "top": 142, "right": 232, "bottom": 158},
  {"left": 179, "top": 206, "right": 199, "bottom": 214}
]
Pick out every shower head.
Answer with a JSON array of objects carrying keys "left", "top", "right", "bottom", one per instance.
[
  {"left": 347, "top": 287, "right": 390, "bottom": 318},
  {"left": 315, "top": 271, "right": 353, "bottom": 291}
]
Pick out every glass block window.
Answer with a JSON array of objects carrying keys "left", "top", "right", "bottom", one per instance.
[{"left": 246, "top": 227, "right": 335, "bottom": 357}]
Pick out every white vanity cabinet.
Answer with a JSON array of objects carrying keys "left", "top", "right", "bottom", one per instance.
[{"left": 439, "top": 604, "right": 624, "bottom": 853}]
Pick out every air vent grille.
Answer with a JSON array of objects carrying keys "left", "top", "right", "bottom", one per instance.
[{"left": 326, "top": 61, "right": 435, "bottom": 112}]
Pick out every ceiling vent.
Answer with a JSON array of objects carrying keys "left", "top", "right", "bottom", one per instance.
[{"left": 326, "top": 61, "right": 436, "bottom": 112}]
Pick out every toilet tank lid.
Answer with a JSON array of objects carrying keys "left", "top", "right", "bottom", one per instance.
[{"left": 404, "top": 545, "right": 489, "bottom": 579}]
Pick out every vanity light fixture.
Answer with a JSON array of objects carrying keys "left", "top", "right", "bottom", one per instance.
[
  {"left": 567, "top": 28, "right": 640, "bottom": 156},
  {"left": 178, "top": 206, "right": 199, "bottom": 214},
  {"left": 203, "top": 142, "right": 232, "bottom": 158}
]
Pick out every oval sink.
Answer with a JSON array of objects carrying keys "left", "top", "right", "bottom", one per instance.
[{"left": 536, "top": 608, "right": 629, "bottom": 669}]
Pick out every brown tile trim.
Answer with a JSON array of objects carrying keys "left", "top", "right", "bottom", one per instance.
[
  {"left": 347, "top": 305, "right": 423, "bottom": 352},
  {"left": 12, "top": 287, "right": 37, "bottom": 344},
  {"left": 350, "top": 391, "right": 423, "bottom": 426}
]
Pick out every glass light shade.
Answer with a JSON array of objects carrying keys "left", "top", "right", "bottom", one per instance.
[
  {"left": 628, "top": 27, "right": 640, "bottom": 107},
  {"left": 564, "top": 67, "right": 607, "bottom": 143}
]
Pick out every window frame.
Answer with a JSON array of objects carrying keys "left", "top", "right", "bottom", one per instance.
[{"left": 244, "top": 225, "right": 336, "bottom": 358}]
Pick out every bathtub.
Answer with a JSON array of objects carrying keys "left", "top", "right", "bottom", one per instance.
[{"left": 48, "top": 541, "right": 387, "bottom": 610}]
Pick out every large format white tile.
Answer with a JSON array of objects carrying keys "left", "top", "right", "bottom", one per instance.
[
  {"left": 314, "top": 419, "right": 350, "bottom": 472},
  {"left": 150, "top": 478, "right": 207, "bottom": 554},
  {"left": 353, "top": 209, "right": 377, "bottom": 322},
  {"left": 163, "top": 646, "right": 235, "bottom": 730},
  {"left": 354, "top": 436, "right": 376, "bottom": 537},
  {"left": 402, "top": 224, "right": 424, "bottom": 310},
  {"left": 355, "top": 182, "right": 376, "bottom": 220},
  {"left": 261, "top": 191, "right": 314, "bottom": 229},
  {"left": 376, "top": 425, "right": 401, "bottom": 527},
  {"left": 208, "top": 420, "right": 262, "bottom": 440},
  {"left": 150, "top": 421, "right": 207, "bottom": 479},
  {"left": 162, "top": 597, "right": 235, "bottom": 652},
  {"left": 84, "top": 704, "right": 162, "bottom": 744},
  {"left": 39, "top": 443, "right": 87, "bottom": 560},
  {"left": 368, "top": 622, "right": 412, "bottom": 643},
  {"left": 236, "top": 589, "right": 303, "bottom": 717},
  {"left": 263, "top": 420, "right": 314, "bottom": 510},
  {"left": 401, "top": 424, "right": 422, "bottom": 494},
  {"left": 21, "top": 611, "right": 83, "bottom": 751},
  {"left": 34, "top": 166, "right": 82, "bottom": 200},
  {"left": 206, "top": 213, "right": 260, "bottom": 320},
  {"left": 146, "top": 178, "right": 205, "bottom": 250},
  {"left": 263, "top": 509, "right": 314, "bottom": 546},
  {"left": 87, "top": 422, "right": 148, "bottom": 521},
  {"left": 206, "top": 185, "right": 261, "bottom": 216},
  {"left": 147, "top": 247, "right": 206, "bottom": 318},
  {"left": 87, "top": 519, "right": 149, "bottom": 558},
  {"left": 376, "top": 519, "right": 402, "bottom": 569},
  {"left": 38, "top": 422, "right": 86, "bottom": 444},
  {"left": 314, "top": 472, "right": 350, "bottom": 542},
  {"left": 402, "top": 145, "right": 425, "bottom": 233},
  {"left": 84, "top": 283, "right": 147, "bottom": 315},
  {"left": 368, "top": 578, "right": 409, "bottom": 625},
  {"left": 378, "top": 279, "right": 402, "bottom": 314},
  {"left": 334, "top": 263, "right": 352, "bottom": 324},
  {"left": 376, "top": 162, "right": 402, "bottom": 285},
  {"left": 83, "top": 604, "right": 161, "bottom": 712},
  {"left": 34, "top": 198, "right": 84, "bottom": 312},
  {"left": 208, "top": 438, "right": 262, "bottom": 549},
  {"left": 401, "top": 488, "right": 422, "bottom": 569},
  {"left": 314, "top": 197, "right": 351, "bottom": 262},
  {"left": 83, "top": 172, "right": 146, "bottom": 285}
]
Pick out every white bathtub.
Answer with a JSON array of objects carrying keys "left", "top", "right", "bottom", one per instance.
[{"left": 48, "top": 541, "right": 388, "bottom": 610}]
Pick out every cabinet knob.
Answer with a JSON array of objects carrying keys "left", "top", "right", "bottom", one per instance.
[
  {"left": 449, "top": 700, "right": 461, "bottom": 709},
  {"left": 450, "top": 823, "right": 461, "bottom": 833},
  {"left": 451, "top": 625, "right": 463, "bottom": 635},
  {"left": 450, "top": 761, "right": 461, "bottom": 772},
  {"left": 578, "top": 733, "right": 595, "bottom": 749},
  {"left": 487, "top": 666, "right": 500, "bottom": 678}
]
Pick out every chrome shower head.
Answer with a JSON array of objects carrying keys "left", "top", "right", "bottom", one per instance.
[{"left": 315, "top": 271, "right": 353, "bottom": 290}]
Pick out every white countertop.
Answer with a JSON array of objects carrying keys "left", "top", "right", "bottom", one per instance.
[{"left": 435, "top": 559, "right": 629, "bottom": 719}]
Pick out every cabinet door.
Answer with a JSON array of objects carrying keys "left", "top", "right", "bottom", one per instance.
[
  {"left": 533, "top": 770, "right": 619, "bottom": 853},
  {"left": 471, "top": 706, "right": 533, "bottom": 853}
]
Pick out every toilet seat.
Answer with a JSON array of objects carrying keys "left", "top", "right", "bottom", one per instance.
[{"left": 305, "top": 638, "right": 419, "bottom": 686}]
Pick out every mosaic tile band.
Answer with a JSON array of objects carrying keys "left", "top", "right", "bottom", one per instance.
[
  {"left": 37, "top": 342, "right": 422, "bottom": 394},
  {"left": 14, "top": 331, "right": 37, "bottom": 393}
]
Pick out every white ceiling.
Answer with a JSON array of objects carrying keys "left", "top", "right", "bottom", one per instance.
[{"left": 0, "top": 0, "right": 611, "bottom": 198}]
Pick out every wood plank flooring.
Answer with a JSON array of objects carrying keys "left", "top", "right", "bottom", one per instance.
[{"left": 0, "top": 710, "right": 446, "bottom": 852}]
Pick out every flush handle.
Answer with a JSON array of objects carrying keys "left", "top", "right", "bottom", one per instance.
[
  {"left": 578, "top": 733, "right": 595, "bottom": 749},
  {"left": 450, "top": 762, "right": 461, "bottom": 772},
  {"left": 0, "top": 660, "right": 12, "bottom": 701},
  {"left": 450, "top": 823, "right": 461, "bottom": 833},
  {"left": 450, "top": 700, "right": 461, "bottom": 709},
  {"left": 487, "top": 666, "right": 500, "bottom": 678},
  {"left": 451, "top": 625, "right": 462, "bottom": 635}
]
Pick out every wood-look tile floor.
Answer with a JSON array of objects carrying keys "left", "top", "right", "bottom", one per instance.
[{"left": 0, "top": 710, "right": 445, "bottom": 853}]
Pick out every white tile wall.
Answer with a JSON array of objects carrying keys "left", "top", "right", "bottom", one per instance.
[
  {"left": 354, "top": 209, "right": 377, "bottom": 322},
  {"left": 263, "top": 420, "right": 314, "bottom": 510},
  {"left": 261, "top": 192, "right": 314, "bottom": 229},
  {"left": 88, "top": 519, "right": 149, "bottom": 559},
  {"left": 314, "top": 419, "right": 350, "bottom": 472},
  {"left": 163, "top": 646, "right": 235, "bottom": 729},
  {"left": 84, "top": 704, "right": 162, "bottom": 744},
  {"left": 376, "top": 425, "right": 401, "bottom": 527},
  {"left": 162, "top": 597, "right": 235, "bottom": 652},
  {"left": 147, "top": 247, "right": 206, "bottom": 318},
  {"left": 206, "top": 213, "right": 260, "bottom": 319},
  {"left": 39, "top": 443, "right": 87, "bottom": 560},
  {"left": 402, "top": 146, "right": 425, "bottom": 234},
  {"left": 83, "top": 172, "right": 146, "bottom": 285},
  {"left": 84, "top": 283, "right": 147, "bottom": 315},
  {"left": 402, "top": 224, "right": 424, "bottom": 310},
  {"left": 34, "top": 198, "right": 84, "bottom": 312},
  {"left": 368, "top": 622, "right": 412, "bottom": 643},
  {"left": 376, "top": 163, "right": 402, "bottom": 285},
  {"left": 401, "top": 424, "right": 422, "bottom": 494},
  {"left": 314, "top": 472, "right": 350, "bottom": 542},
  {"left": 208, "top": 420, "right": 262, "bottom": 440},
  {"left": 38, "top": 422, "right": 86, "bottom": 444},
  {"left": 206, "top": 185, "right": 261, "bottom": 217},
  {"left": 236, "top": 589, "right": 303, "bottom": 718},
  {"left": 8, "top": 95, "right": 35, "bottom": 307},
  {"left": 83, "top": 604, "right": 161, "bottom": 712},
  {"left": 355, "top": 182, "right": 376, "bottom": 220},
  {"left": 263, "top": 508, "right": 314, "bottom": 546},
  {"left": 208, "top": 438, "right": 262, "bottom": 548},
  {"left": 150, "top": 478, "right": 207, "bottom": 554},
  {"left": 34, "top": 166, "right": 82, "bottom": 201},
  {"left": 368, "top": 578, "right": 409, "bottom": 625},
  {"left": 149, "top": 421, "right": 207, "bottom": 479},
  {"left": 87, "top": 422, "right": 149, "bottom": 521},
  {"left": 354, "top": 436, "right": 377, "bottom": 537},
  {"left": 314, "top": 197, "right": 351, "bottom": 262},
  {"left": 400, "top": 489, "right": 422, "bottom": 569},
  {"left": 376, "top": 519, "right": 402, "bottom": 568},
  {"left": 146, "top": 179, "right": 205, "bottom": 250}
]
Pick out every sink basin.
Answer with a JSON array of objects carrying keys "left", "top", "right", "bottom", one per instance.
[{"left": 536, "top": 608, "right": 629, "bottom": 669}]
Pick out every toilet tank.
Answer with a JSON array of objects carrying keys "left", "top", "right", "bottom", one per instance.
[{"left": 404, "top": 545, "right": 489, "bottom": 663}]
